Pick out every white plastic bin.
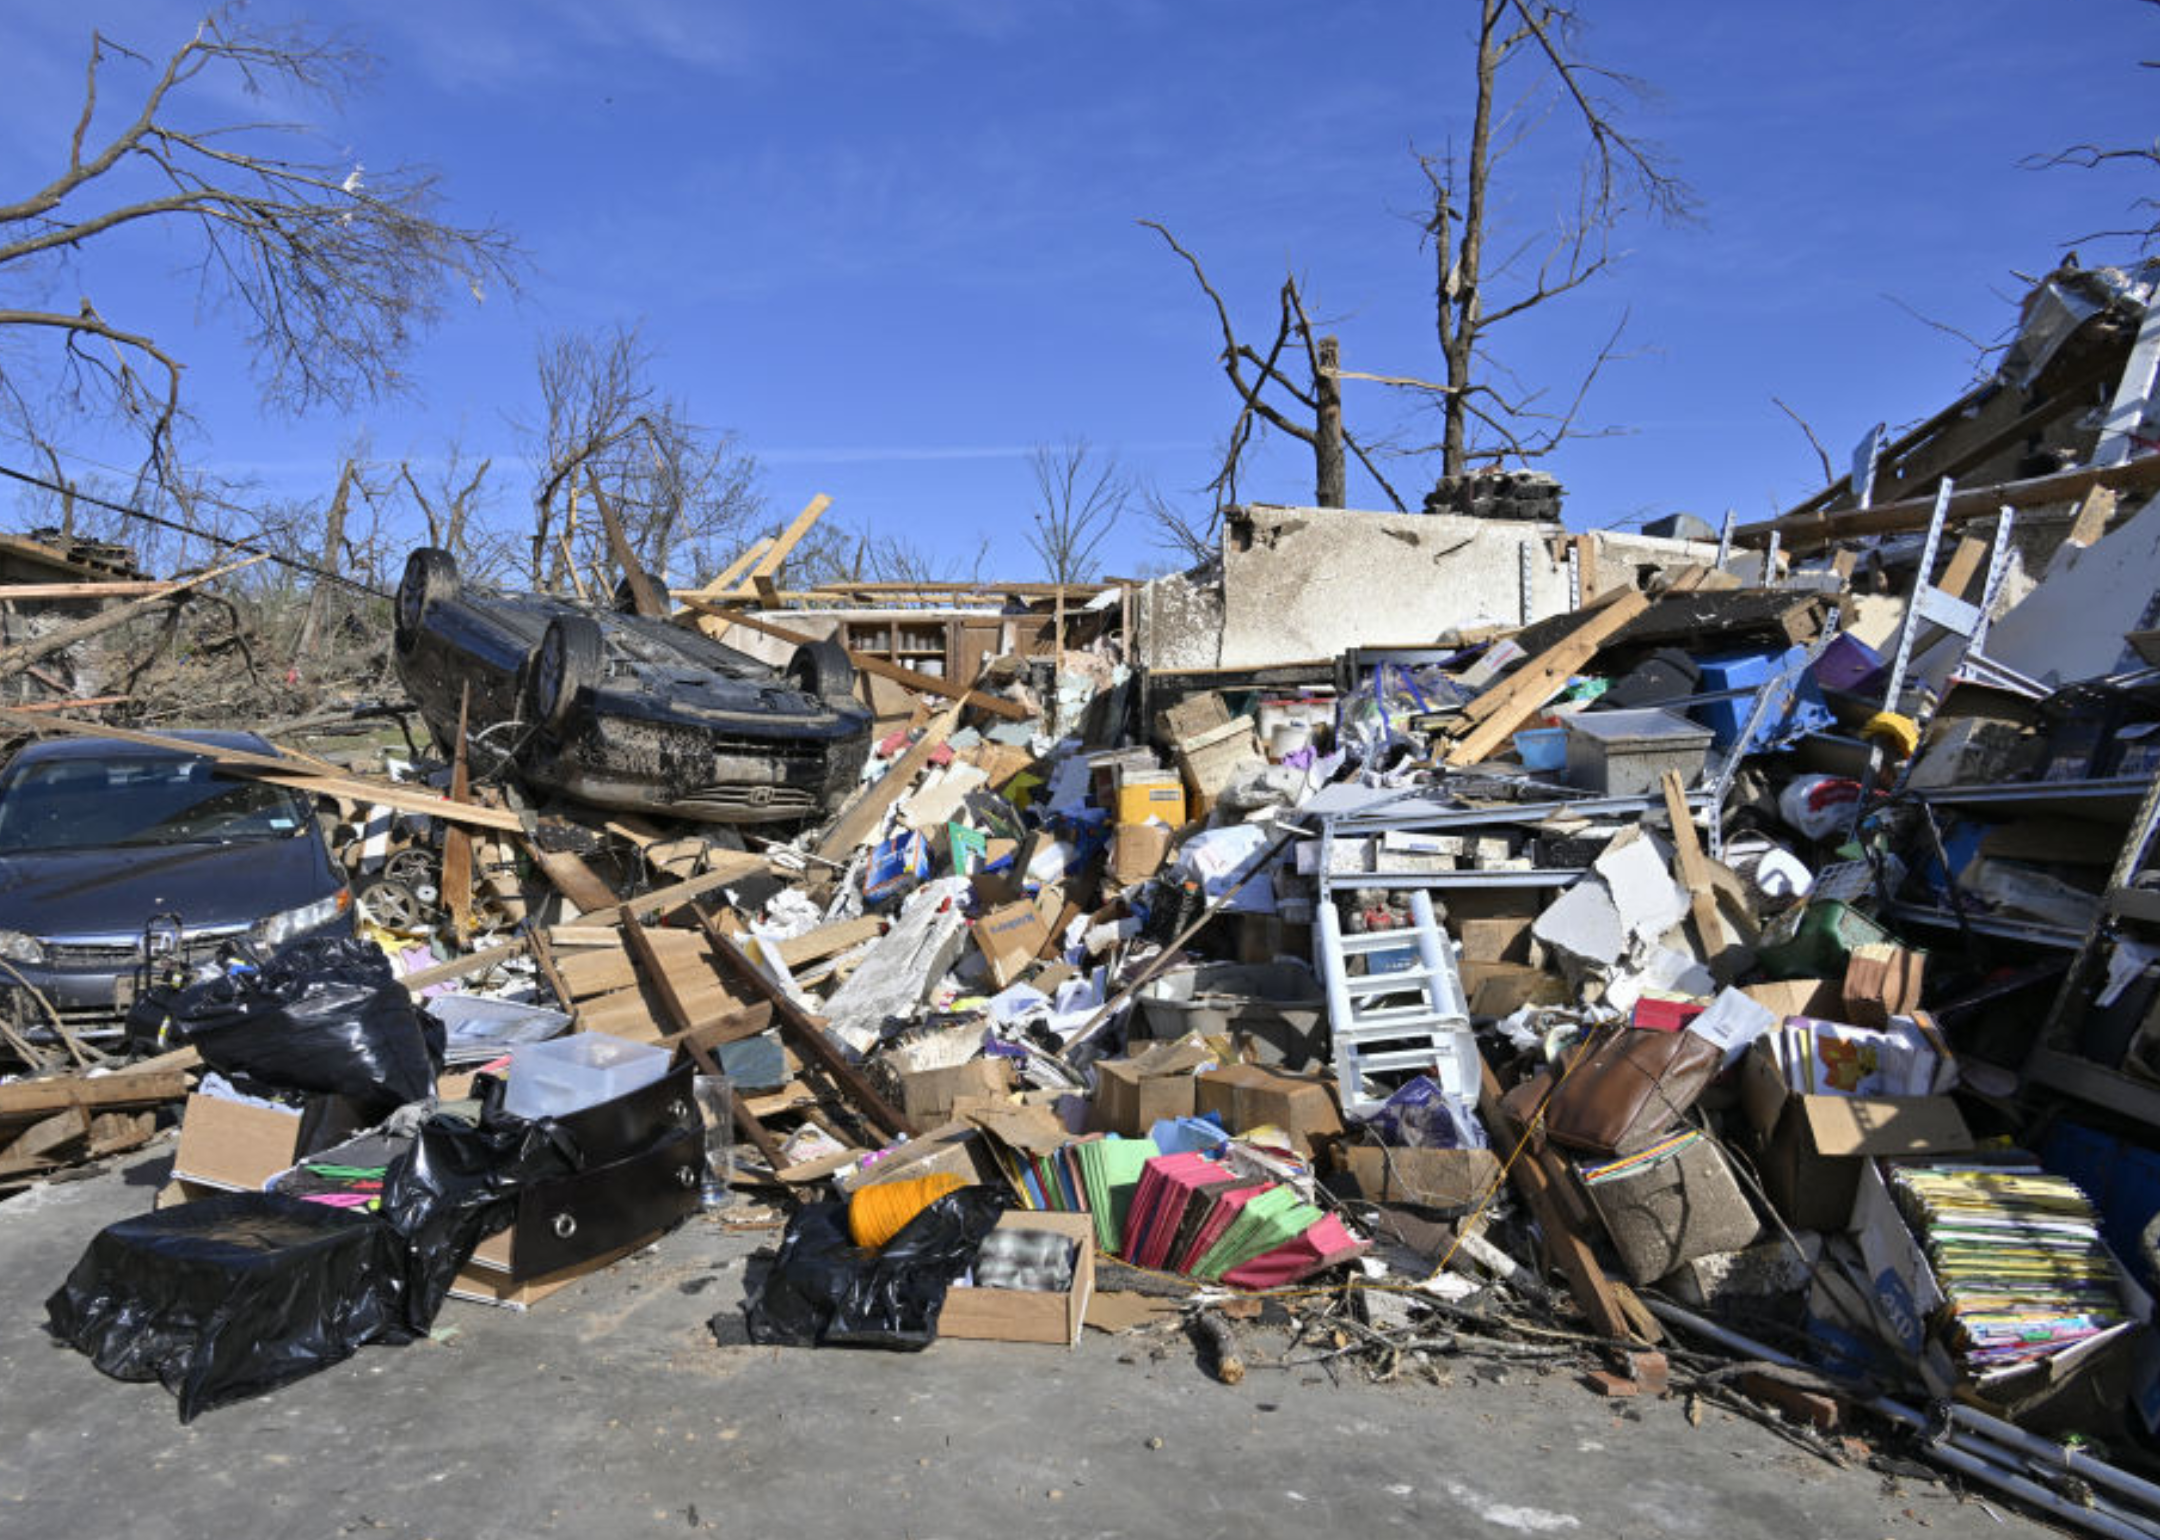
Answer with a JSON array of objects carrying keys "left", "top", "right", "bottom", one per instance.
[{"left": 504, "top": 1032, "right": 671, "bottom": 1120}]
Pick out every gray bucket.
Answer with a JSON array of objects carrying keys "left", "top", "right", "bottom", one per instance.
[{"left": 1132, "top": 961, "right": 1329, "bottom": 1070}]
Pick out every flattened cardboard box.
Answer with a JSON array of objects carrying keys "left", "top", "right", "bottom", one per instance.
[
  {"left": 898, "top": 1058, "right": 1015, "bottom": 1124},
  {"left": 938, "top": 1209, "right": 1094, "bottom": 1348}
]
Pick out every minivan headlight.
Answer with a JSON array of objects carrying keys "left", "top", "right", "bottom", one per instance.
[
  {"left": 254, "top": 890, "right": 351, "bottom": 950},
  {"left": 0, "top": 930, "right": 44, "bottom": 965}
]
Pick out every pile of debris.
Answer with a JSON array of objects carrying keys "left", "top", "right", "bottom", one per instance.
[{"left": 10, "top": 262, "right": 2160, "bottom": 1536}]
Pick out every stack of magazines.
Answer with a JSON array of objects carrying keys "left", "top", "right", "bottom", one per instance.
[{"left": 1889, "top": 1163, "right": 2127, "bottom": 1373}]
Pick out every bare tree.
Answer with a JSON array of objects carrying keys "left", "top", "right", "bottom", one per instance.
[
  {"left": 1140, "top": 222, "right": 1405, "bottom": 512},
  {"left": 1412, "top": 2, "right": 1692, "bottom": 476},
  {"left": 1026, "top": 440, "right": 1129, "bottom": 585},
  {"left": 1141, "top": 478, "right": 1222, "bottom": 568},
  {"left": 0, "top": 9, "right": 520, "bottom": 483},
  {"left": 399, "top": 444, "right": 501, "bottom": 576},
  {"left": 522, "top": 324, "right": 762, "bottom": 589},
  {"left": 2021, "top": 5, "right": 2160, "bottom": 254}
]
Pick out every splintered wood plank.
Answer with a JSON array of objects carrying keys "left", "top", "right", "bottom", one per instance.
[
  {"left": 444, "top": 684, "right": 475, "bottom": 940},
  {"left": 1661, "top": 769, "right": 1730, "bottom": 963},
  {"left": 815, "top": 696, "right": 971, "bottom": 861},
  {"left": 747, "top": 494, "right": 833, "bottom": 605},
  {"left": 1476, "top": 1056, "right": 1632, "bottom": 1344},
  {"left": 773, "top": 916, "right": 884, "bottom": 968},
  {"left": 1444, "top": 591, "right": 1650, "bottom": 766},
  {"left": 0, "top": 1072, "right": 190, "bottom": 1121},
  {"left": 521, "top": 840, "right": 620, "bottom": 915},
  {"left": 687, "top": 604, "right": 1032, "bottom": 719}
]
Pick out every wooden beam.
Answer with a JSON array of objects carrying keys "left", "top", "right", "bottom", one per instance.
[
  {"left": 520, "top": 839, "right": 620, "bottom": 914},
  {"left": 1661, "top": 770, "right": 1730, "bottom": 966},
  {"left": 681, "top": 602, "right": 1032, "bottom": 720},
  {"left": 1935, "top": 536, "right": 1987, "bottom": 604},
  {"left": 1443, "top": 590, "right": 1650, "bottom": 766},
  {"left": 586, "top": 474, "right": 667, "bottom": 618},
  {"left": 0, "top": 553, "right": 268, "bottom": 675},
  {"left": 398, "top": 937, "right": 531, "bottom": 995},
  {"left": 0, "top": 1071, "right": 189, "bottom": 1121},
  {"left": 1476, "top": 1056, "right": 1632, "bottom": 1343},
  {"left": 0, "top": 710, "right": 529, "bottom": 833},
  {"left": 565, "top": 856, "right": 772, "bottom": 932},
  {"left": 696, "top": 911, "right": 916, "bottom": 1141},
  {"left": 0, "top": 579, "right": 190, "bottom": 601},
  {"left": 682, "top": 536, "right": 773, "bottom": 608},
  {"left": 1737, "top": 453, "right": 2160, "bottom": 552},
  {"left": 814, "top": 695, "right": 970, "bottom": 861},
  {"left": 746, "top": 494, "right": 832, "bottom": 607},
  {"left": 443, "top": 685, "right": 475, "bottom": 941},
  {"left": 773, "top": 916, "right": 884, "bottom": 969}
]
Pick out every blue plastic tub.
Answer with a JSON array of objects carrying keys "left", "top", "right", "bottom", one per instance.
[{"left": 1514, "top": 727, "right": 1568, "bottom": 772}]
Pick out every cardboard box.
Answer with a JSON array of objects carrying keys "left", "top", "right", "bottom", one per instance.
[
  {"left": 1092, "top": 1041, "right": 1212, "bottom": 1136},
  {"left": 832, "top": 1119, "right": 994, "bottom": 1195},
  {"left": 1111, "top": 823, "right": 1173, "bottom": 885},
  {"left": 897, "top": 1058, "right": 1015, "bottom": 1125},
  {"left": 1460, "top": 960, "right": 1569, "bottom": 1017},
  {"left": 170, "top": 1094, "right": 303, "bottom": 1191},
  {"left": 1195, "top": 1064, "right": 1345, "bottom": 1157},
  {"left": 1334, "top": 1146, "right": 1500, "bottom": 1211},
  {"left": 1157, "top": 691, "right": 1231, "bottom": 747},
  {"left": 1458, "top": 915, "right": 1533, "bottom": 964},
  {"left": 1740, "top": 977, "right": 1844, "bottom": 1020},
  {"left": 1115, "top": 773, "right": 1186, "bottom": 828},
  {"left": 1842, "top": 944, "right": 1925, "bottom": 1029},
  {"left": 938, "top": 1209, "right": 1095, "bottom": 1347},
  {"left": 1739, "top": 1041, "right": 1974, "bottom": 1231},
  {"left": 975, "top": 900, "right": 1051, "bottom": 989}
]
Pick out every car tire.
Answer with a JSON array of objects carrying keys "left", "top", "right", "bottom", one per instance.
[
  {"left": 395, "top": 548, "right": 459, "bottom": 652},
  {"left": 529, "top": 615, "right": 604, "bottom": 733},
  {"left": 786, "top": 639, "right": 856, "bottom": 703}
]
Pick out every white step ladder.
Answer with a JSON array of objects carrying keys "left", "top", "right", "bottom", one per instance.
[{"left": 1316, "top": 888, "right": 1477, "bottom": 1118}]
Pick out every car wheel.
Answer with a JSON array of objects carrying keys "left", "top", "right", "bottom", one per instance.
[
  {"left": 786, "top": 638, "right": 856, "bottom": 703},
  {"left": 395, "top": 548, "right": 459, "bottom": 652},
  {"left": 529, "top": 615, "right": 604, "bottom": 733}
]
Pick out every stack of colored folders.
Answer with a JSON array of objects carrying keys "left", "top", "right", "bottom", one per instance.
[
  {"left": 1119, "top": 1151, "right": 1365, "bottom": 1287},
  {"left": 1014, "top": 1136, "right": 1162, "bottom": 1254},
  {"left": 1889, "top": 1164, "right": 2129, "bottom": 1374}
]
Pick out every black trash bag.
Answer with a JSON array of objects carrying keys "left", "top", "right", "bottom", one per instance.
[
  {"left": 45, "top": 1191, "right": 408, "bottom": 1423},
  {"left": 744, "top": 1185, "right": 1009, "bottom": 1351},
  {"left": 174, "top": 936, "right": 444, "bottom": 1114},
  {"left": 377, "top": 1109, "right": 579, "bottom": 1333}
]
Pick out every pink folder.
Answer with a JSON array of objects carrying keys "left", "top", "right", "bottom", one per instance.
[{"left": 1221, "top": 1212, "right": 1369, "bottom": 1289}]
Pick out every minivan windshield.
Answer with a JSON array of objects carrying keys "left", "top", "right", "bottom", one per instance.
[{"left": 0, "top": 757, "right": 313, "bottom": 853}]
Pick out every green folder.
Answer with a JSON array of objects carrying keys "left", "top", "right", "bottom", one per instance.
[
  {"left": 1078, "top": 1137, "right": 1159, "bottom": 1254},
  {"left": 1193, "top": 1188, "right": 1318, "bottom": 1280}
]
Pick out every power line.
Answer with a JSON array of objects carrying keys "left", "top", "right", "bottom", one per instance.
[{"left": 0, "top": 462, "right": 392, "bottom": 599}]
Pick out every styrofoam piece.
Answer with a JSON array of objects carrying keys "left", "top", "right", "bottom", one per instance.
[
  {"left": 1532, "top": 878, "right": 1625, "bottom": 969},
  {"left": 1594, "top": 834, "right": 1689, "bottom": 944}
]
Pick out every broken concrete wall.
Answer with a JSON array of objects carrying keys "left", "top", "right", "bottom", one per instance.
[{"left": 1133, "top": 505, "right": 1718, "bottom": 671}]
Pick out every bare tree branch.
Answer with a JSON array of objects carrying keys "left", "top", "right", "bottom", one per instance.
[
  {"left": 1770, "top": 396, "right": 1834, "bottom": 486},
  {"left": 0, "top": 9, "right": 522, "bottom": 482},
  {"left": 1026, "top": 439, "right": 1129, "bottom": 584}
]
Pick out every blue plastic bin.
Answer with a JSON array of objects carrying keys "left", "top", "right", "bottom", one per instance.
[{"left": 1514, "top": 727, "right": 1567, "bottom": 772}]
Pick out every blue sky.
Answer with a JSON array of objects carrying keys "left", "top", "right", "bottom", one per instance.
[{"left": 1, "top": 0, "right": 2154, "bottom": 575}]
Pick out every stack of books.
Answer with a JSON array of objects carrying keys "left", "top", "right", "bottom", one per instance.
[
  {"left": 1767, "top": 1016, "right": 1950, "bottom": 1096},
  {"left": 1889, "top": 1164, "right": 2128, "bottom": 1373}
]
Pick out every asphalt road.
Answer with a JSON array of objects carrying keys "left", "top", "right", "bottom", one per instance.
[{"left": 0, "top": 1141, "right": 2051, "bottom": 1540}]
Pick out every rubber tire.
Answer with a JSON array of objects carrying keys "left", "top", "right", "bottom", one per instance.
[
  {"left": 395, "top": 548, "right": 459, "bottom": 652},
  {"left": 786, "top": 639, "right": 855, "bottom": 702},
  {"left": 529, "top": 615, "right": 604, "bottom": 734}
]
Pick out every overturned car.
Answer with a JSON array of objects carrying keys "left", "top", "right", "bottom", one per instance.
[{"left": 392, "top": 548, "right": 874, "bottom": 824}]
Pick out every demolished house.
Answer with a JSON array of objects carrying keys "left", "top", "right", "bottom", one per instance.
[{"left": 9, "top": 259, "right": 2160, "bottom": 1536}]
